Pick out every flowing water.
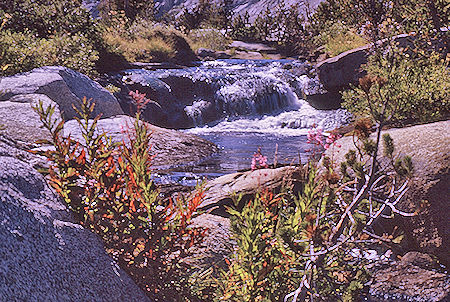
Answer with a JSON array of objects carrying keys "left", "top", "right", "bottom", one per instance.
[{"left": 121, "top": 59, "right": 351, "bottom": 185}]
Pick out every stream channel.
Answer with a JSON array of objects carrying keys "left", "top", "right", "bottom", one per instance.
[{"left": 118, "top": 59, "right": 351, "bottom": 185}]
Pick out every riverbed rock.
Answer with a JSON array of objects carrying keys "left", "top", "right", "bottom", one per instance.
[
  {"left": 0, "top": 66, "right": 124, "bottom": 120},
  {"left": 200, "top": 166, "right": 304, "bottom": 216},
  {"left": 0, "top": 135, "right": 150, "bottom": 301},
  {"left": 64, "top": 115, "right": 218, "bottom": 169},
  {"left": 197, "top": 48, "right": 217, "bottom": 58},
  {"left": 324, "top": 120, "right": 450, "bottom": 266},
  {"left": 230, "top": 40, "right": 277, "bottom": 54},
  {"left": 314, "top": 33, "right": 436, "bottom": 107},
  {"left": 316, "top": 44, "right": 369, "bottom": 94},
  {"left": 369, "top": 252, "right": 449, "bottom": 301},
  {"left": 115, "top": 71, "right": 217, "bottom": 128}
]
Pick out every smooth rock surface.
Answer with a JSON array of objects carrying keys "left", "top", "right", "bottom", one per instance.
[
  {"left": 324, "top": 120, "right": 450, "bottom": 266},
  {"left": 0, "top": 66, "right": 124, "bottom": 120},
  {"left": 200, "top": 166, "right": 304, "bottom": 215},
  {"left": 64, "top": 115, "right": 218, "bottom": 169},
  {"left": 230, "top": 41, "right": 277, "bottom": 53},
  {"left": 0, "top": 94, "right": 60, "bottom": 144},
  {"left": 0, "top": 136, "right": 150, "bottom": 302}
]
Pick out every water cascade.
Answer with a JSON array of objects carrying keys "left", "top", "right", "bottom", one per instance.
[{"left": 115, "top": 59, "right": 351, "bottom": 183}]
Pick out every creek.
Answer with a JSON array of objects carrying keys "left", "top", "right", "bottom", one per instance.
[{"left": 116, "top": 59, "right": 351, "bottom": 185}]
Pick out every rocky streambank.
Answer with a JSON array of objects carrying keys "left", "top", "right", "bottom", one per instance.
[
  {"left": 0, "top": 135, "right": 151, "bottom": 301},
  {"left": 190, "top": 121, "right": 450, "bottom": 301},
  {"left": 0, "top": 66, "right": 218, "bottom": 169},
  {"left": 1, "top": 59, "right": 448, "bottom": 300}
]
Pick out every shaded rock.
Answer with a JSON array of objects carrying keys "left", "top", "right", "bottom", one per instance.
[
  {"left": 64, "top": 115, "right": 218, "bottom": 169},
  {"left": 116, "top": 71, "right": 217, "bottom": 128},
  {"left": 324, "top": 120, "right": 450, "bottom": 266},
  {"left": 297, "top": 74, "right": 342, "bottom": 110},
  {"left": 0, "top": 66, "right": 124, "bottom": 120},
  {"left": 0, "top": 135, "right": 47, "bottom": 170},
  {"left": 200, "top": 166, "right": 304, "bottom": 216},
  {"left": 0, "top": 137, "right": 150, "bottom": 302},
  {"left": 126, "top": 62, "right": 186, "bottom": 70},
  {"left": 197, "top": 48, "right": 217, "bottom": 58},
  {"left": 316, "top": 44, "right": 369, "bottom": 93},
  {"left": 231, "top": 50, "right": 265, "bottom": 60},
  {"left": 369, "top": 252, "right": 449, "bottom": 302},
  {"left": 216, "top": 51, "right": 232, "bottom": 59},
  {"left": 187, "top": 214, "right": 233, "bottom": 268},
  {"left": 0, "top": 94, "right": 60, "bottom": 144},
  {"left": 314, "top": 33, "right": 441, "bottom": 107}
]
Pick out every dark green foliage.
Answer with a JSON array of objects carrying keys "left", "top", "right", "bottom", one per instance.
[
  {"left": 0, "top": 0, "right": 95, "bottom": 39},
  {"left": 382, "top": 134, "right": 395, "bottom": 158},
  {"left": 98, "top": 0, "right": 156, "bottom": 22},
  {"left": 229, "top": 12, "right": 258, "bottom": 42},
  {"left": 177, "top": 0, "right": 233, "bottom": 34},
  {"left": 383, "top": 133, "right": 414, "bottom": 177},
  {"left": 0, "top": 1, "right": 130, "bottom": 76},
  {"left": 0, "top": 1, "right": 106, "bottom": 76}
]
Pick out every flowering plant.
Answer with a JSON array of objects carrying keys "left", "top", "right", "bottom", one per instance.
[
  {"left": 306, "top": 124, "right": 341, "bottom": 158},
  {"left": 251, "top": 147, "right": 268, "bottom": 170}
]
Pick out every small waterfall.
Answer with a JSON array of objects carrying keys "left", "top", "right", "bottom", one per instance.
[
  {"left": 117, "top": 59, "right": 351, "bottom": 132},
  {"left": 114, "top": 59, "right": 353, "bottom": 178}
]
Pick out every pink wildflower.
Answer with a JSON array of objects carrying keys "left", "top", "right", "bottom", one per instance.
[{"left": 251, "top": 147, "right": 268, "bottom": 171}]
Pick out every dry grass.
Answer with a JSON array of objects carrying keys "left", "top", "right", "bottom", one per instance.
[
  {"left": 103, "top": 22, "right": 193, "bottom": 63},
  {"left": 187, "top": 29, "right": 231, "bottom": 52},
  {"left": 325, "top": 30, "right": 368, "bottom": 57}
]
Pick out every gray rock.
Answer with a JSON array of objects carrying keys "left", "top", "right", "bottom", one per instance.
[
  {"left": 369, "top": 252, "right": 449, "bottom": 302},
  {"left": 63, "top": 115, "right": 218, "bottom": 169},
  {"left": 0, "top": 66, "right": 124, "bottom": 120},
  {"left": 0, "top": 94, "right": 60, "bottom": 144},
  {"left": 200, "top": 166, "right": 303, "bottom": 216},
  {"left": 117, "top": 71, "right": 216, "bottom": 128},
  {"left": 0, "top": 137, "right": 150, "bottom": 302},
  {"left": 314, "top": 33, "right": 433, "bottom": 103},
  {"left": 230, "top": 41, "right": 277, "bottom": 53},
  {"left": 197, "top": 48, "right": 217, "bottom": 58},
  {"left": 188, "top": 213, "right": 233, "bottom": 269},
  {"left": 316, "top": 44, "right": 369, "bottom": 93},
  {"left": 324, "top": 120, "right": 450, "bottom": 266}
]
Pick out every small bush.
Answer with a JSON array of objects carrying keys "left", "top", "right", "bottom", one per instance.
[
  {"left": 0, "top": 30, "right": 99, "bottom": 77},
  {"left": 0, "top": 2, "right": 104, "bottom": 76},
  {"left": 342, "top": 50, "right": 449, "bottom": 124},
  {"left": 32, "top": 94, "right": 206, "bottom": 301},
  {"left": 0, "top": 30, "right": 41, "bottom": 76}
]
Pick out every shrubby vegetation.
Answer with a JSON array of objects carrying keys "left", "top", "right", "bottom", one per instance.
[
  {"left": 2, "top": 0, "right": 447, "bottom": 301},
  {"left": 187, "top": 29, "right": 231, "bottom": 52},
  {"left": 32, "top": 93, "right": 207, "bottom": 301},
  {"left": 0, "top": 0, "right": 194, "bottom": 76},
  {"left": 0, "top": 0, "right": 104, "bottom": 76},
  {"left": 343, "top": 51, "right": 449, "bottom": 124}
]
